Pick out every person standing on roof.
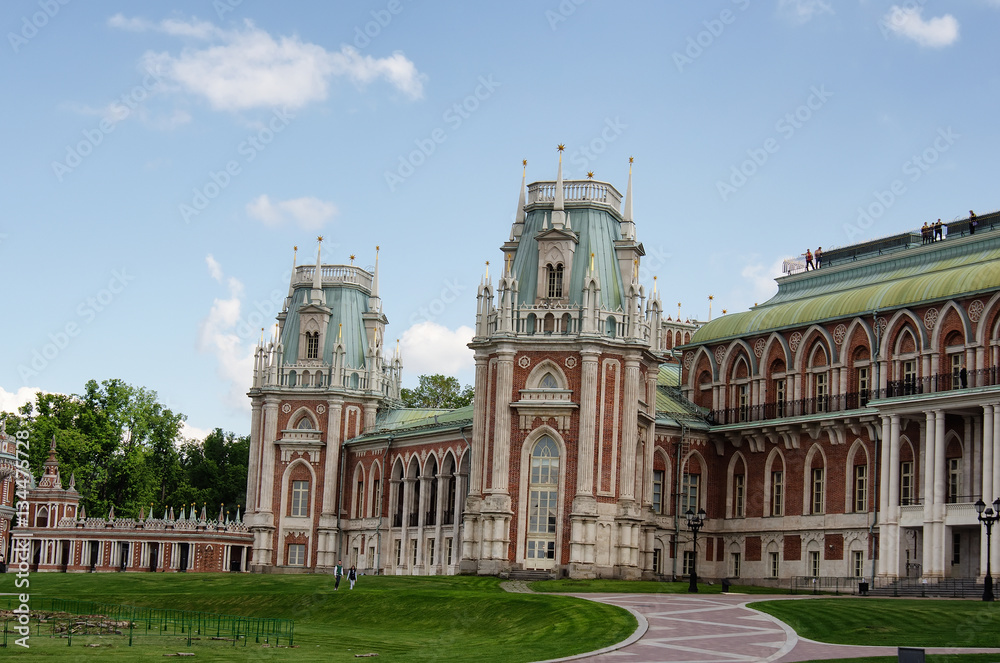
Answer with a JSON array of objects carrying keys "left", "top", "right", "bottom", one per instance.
[
  {"left": 805, "top": 249, "right": 814, "bottom": 271},
  {"left": 815, "top": 247, "right": 823, "bottom": 269},
  {"left": 934, "top": 219, "right": 944, "bottom": 241}
]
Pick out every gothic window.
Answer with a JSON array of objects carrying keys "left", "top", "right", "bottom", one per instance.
[
  {"left": 540, "top": 372, "right": 558, "bottom": 389},
  {"left": 854, "top": 464, "right": 868, "bottom": 512},
  {"left": 857, "top": 367, "right": 870, "bottom": 407},
  {"left": 948, "top": 457, "right": 962, "bottom": 503},
  {"left": 900, "top": 461, "right": 914, "bottom": 505},
  {"left": 652, "top": 469, "right": 664, "bottom": 514},
  {"left": 526, "top": 436, "right": 559, "bottom": 568},
  {"left": 770, "top": 471, "right": 784, "bottom": 516},
  {"left": 811, "top": 467, "right": 825, "bottom": 514},
  {"left": 291, "top": 480, "right": 309, "bottom": 517},
  {"left": 734, "top": 473, "right": 745, "bottom": 517},
  {"left": 297, "top": 416, "right": 314, "bottom": 430},
  {"left": 681, "top": 472, "right": 700, "bottom": 513},
  {"left": 547, "top": 263, "right": 564, "bottom": 298},
  {"left": 306, "top": 332, "right": 320, "bottom": 359}
]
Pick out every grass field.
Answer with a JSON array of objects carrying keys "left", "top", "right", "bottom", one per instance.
[
  {"left": 0, "top": 573, "right": 636, "bottom": 661},
  {"left": 752, "top": 598, "right": 1000, "bottom": 648}
]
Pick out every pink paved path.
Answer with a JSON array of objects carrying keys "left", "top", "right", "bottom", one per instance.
[{"left": 550, "top": 593, "right": 1000, "bottom": 662}]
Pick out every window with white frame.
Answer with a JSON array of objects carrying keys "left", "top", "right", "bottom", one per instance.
[
  {"left": 652, "top": 469, "right": 664, "bottom": 514},
  {"left": 394, "top": 539, "right": 402, "bottom": 566},
  {"left": 903, "top": 360, "right": 917, "bottom": 393},
  {"left": 811, "top": 468, "right": 825, "bottom": 514},
  {"left": 734, "top": 473, "right": 745, "bottom": 518},
  {"left": 446, "top": 538, "right": 453, "bottom": 566},
  {"left": 427, "top": 538, "right": 435, "bottom": 566},
  {"left": 410, "top": 539, "right": 418, "bottom": 566},
  {"left": 737, "top": 383, "right": 749, "bottom": 422},
  {"left": 291, "top": 480, "right": 309, "bottom": 517},
  {"left": 287, "top": 544, "right": 305, "bottom": 566},
  {"left": 857, "top": 367, "right": 869, "bottom": 407},
  {"left": 948, "top": 458, "right": 961, "bottom": 503},
  {"left": 306, "top": 332, "right": 319, "bottom": 359},
  {"left": 652, "top": 547, "right": 662, "bottom": 574},
  {"left": 775, "top": 378, "right": 786, "bottom": 418},
  {"left": 854, "top": 464, "right": 867, "bottom": 512},
  {"left": 730, "top": 552, "right": 741, "bottom": 578},
  {"left": 853, "top": 551, "right": 864, "bottom": 578},
  {"left": 769, "top": 551, "right": 779, "bottom": 578},
  {"left": 809, "top": 550, "right": 820, "bottom": 577},
  {"left": 681, "top": 473, "right": 700, "bottom": 513},
  {"left": 900, "top": 461, "right": 914, "bottom": 505},
  {"left": 771, "top": 471, "right": 784, "bottom": 516},
  {"left": 682, "top": 550, "right": 695, "bottom": 577},
  {"left": 951, "top": 353, "right": 964, "bottom": 389},
  {"left": 815, "top": 373, "right": 828, "bottom": 412}
]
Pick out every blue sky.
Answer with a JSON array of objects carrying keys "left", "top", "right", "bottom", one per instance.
[{"left": 2, "top": 0, "right": 998, "bottom": 438}]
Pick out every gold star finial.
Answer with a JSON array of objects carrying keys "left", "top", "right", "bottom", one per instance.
[
  {"left": 557, "top": 144, "right": 565, "bottom": 152},
  {"left": 629, "top": 156, "right": 634, "bottom": 164},
  {"left": 317, "top": 236, "right": 324, "bottom": 243},
  {"left": 293, "top": 245, "right": 298, "bottom": 251},
  {"left": 522, "top": 159, "right": 527, "bottom": 167},
  {"left": 587, "top": 171, "right": 594, "bottom": 179},
  {"left": 349, "top": 254, "right": 356, "bottom": 264}
]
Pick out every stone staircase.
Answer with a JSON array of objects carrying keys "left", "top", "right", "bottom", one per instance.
[
  {"left": 508, "top": 569, "right": 555, "bottom": 582},
  {"left": 867, "top": 578, "right": 984, "bottom": 598}
]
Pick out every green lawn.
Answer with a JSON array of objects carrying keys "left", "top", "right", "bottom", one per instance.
[
  {"left": 0, "top": 573, "right": 636, "bottom": 661},
  {"left": 752, "top": 598, "right": 1000, "bottom": 648},
  {"left": 531, "top": 578, "right": 788, "bottom": 594}
]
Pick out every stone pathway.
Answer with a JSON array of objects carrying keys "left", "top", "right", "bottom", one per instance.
[{"left": 506, "top": 587, "right": 1000, "bottom": 663}]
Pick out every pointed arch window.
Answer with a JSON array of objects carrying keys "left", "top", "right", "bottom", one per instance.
[
  {"left": 526, "top": 436, "right": 559, "bottom": 567},
  {"left": 540, "top": 372, "right": 558, "bottom": 389},
  {"left": 547, "top": 263, "right": 564, "bottom": 299},
  {"left": 306, "top": 332, "right": 320, "bottom": 359}
]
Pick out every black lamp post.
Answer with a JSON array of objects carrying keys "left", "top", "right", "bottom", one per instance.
[
  {"left": 685, "top": 507, "right": 707, "bottom": 593},
  {"left": 975, "top": 497, "right": 1000, "bottom": 602}
]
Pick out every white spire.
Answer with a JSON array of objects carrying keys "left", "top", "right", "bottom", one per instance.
[
  {"left": 623, "top": 157, "right": 635, "bottom": 240},
  {"left": 311, "top": 236, "right": 324, "bottom": 305},
  {"left": 552, "top": 145, "right": 566, "bottom": 229},
  {"left": 514, "top": 159, "right": 527, "bottom": 231}
]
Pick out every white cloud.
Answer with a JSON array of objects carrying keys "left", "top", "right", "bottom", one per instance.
[
  {"left": 0, "top": 386, "right": 45, "bottom": 414},
  {"left": 778, "top": 0, "right": 833, "bottom": 24},
  {"left": 110, "top": 15, "right": 425, "bottom": 111},
  {"left": 198, "top": 258, "right": 254, "bottom": 411},
  {"left": 399, "top": 322, "right": 475, "bottom": 379},
  {"left": 181, "top": 421, "right": 214, "bottom": 441},
  {"left": 740, "top": 258, "right": 783, "bottom": 306},
  {"left": 206, "top": 254, "right": 224, "bottom": 282},
  {"left": 882, "top": 6, "right": 959, "bottom": 48},
  {"left": 246, "top": 195, "right": 337, "bottom": 230}
]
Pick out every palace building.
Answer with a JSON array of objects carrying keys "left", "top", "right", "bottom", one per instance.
[
  {"left": 243, "top": 151, "right": 1000, "bottom": 582},
  {"left": 12, "top": 149, "right": 998, "bottom": 583}
]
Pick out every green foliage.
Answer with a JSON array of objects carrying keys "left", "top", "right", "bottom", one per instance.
[
  {"left": 2, "top": 379, "right": 247, "bottom": 521},
  {"left": 400, "top": 374, "right": 473, "bottom": 409}
]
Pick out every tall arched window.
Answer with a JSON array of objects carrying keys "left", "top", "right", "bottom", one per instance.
[
  {"left": 526, "top": 436, "right": 559, "bottom": 569},
  {"left": 547, "top": 264, "right": 564, "bottom": 298},
  {"left": 306, "top": 332, "right": 320, "bottom": 359}
]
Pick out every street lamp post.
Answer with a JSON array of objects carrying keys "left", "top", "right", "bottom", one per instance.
[
  {"left": 686, "top": 507, "right": 707, "bottom": 593},
  {"left": 975, "top": 498, "right": 1000, "bottom": 602}
]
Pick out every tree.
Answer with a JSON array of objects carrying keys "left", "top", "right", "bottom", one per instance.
[{"left": 400, "top": 374, "right": 474, "bottom": 409}]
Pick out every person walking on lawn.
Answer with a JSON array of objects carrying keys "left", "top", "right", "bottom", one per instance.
[{"left": 334, "top": 560, "right": 344, "bottom": 590}]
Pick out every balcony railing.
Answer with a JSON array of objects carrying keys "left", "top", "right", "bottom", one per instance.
[
  {"left": 442, "top": 511, "right": 455, "bottom": 526},
  {"left": 408, "top": 512, "right": 419, "bottom": 528},
  {"left": 425, "top": 510, "right": 436, "bottom": 527},
  {"left": 392, "top": 513, "right": 402, "bottom": 528},
  {"left": 708, "top": 368, "right": 1000, "bottom": 425}
]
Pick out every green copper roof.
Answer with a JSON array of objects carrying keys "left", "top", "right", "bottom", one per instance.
[
  {"left": 281, "top": 284, "right": 370, "bottom": 368},
  {"left": 691, "top": 231, "right": 1000, "bottom": 345},
  {"left": 512, "top": 208, "right": 625, "bottom": 310},
  {"left": 347, "top": 405, "right": 474, "bottom": 443}
]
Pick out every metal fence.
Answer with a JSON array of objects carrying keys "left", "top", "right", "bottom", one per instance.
[{"left": 1, "top": 596, "right": 293, "bottom": 648}]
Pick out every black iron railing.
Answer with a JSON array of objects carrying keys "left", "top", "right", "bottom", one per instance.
[{"left": 709, "top": 367, "right": 1000, "bottom": 425}]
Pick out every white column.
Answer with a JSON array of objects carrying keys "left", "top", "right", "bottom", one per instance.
[
  {"left": 887, "top": 415, "right": 901, "bottom": 576},
  {"left": 469, "top": 356, "right": 489, "bottom": 496},
  {"left": 922, "top": 411, "right": 935, "bottom": 576},
  {"left": 490, "top": 350, "right": 514, "bottom": 494},
  {"left": 322, "top": 401, "right": 343, "bottom": 515},
  {"left": 933, "top": 409, "right": 947, "bottom": 576},
  {"left": 246, "top": 401, "right": 263, "bottom": 512},
  {"left": 620, "top": 357, "right": 641, "bottom": 500},
  {"left": 982, "top": 405, "right": 995, "bottom": 580},
  {"left": 878, "top": 416, "right": 892, "bottom": 575}
]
